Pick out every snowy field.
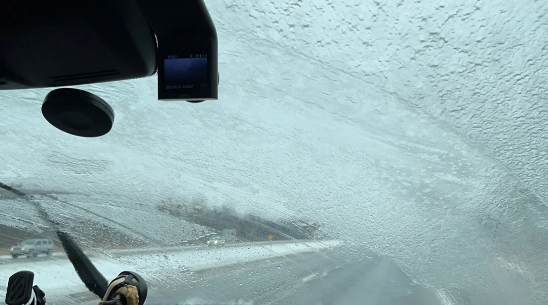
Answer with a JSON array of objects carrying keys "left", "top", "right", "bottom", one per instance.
[{"left": 0, "top": 240, "right": 341, "bottom": 296}]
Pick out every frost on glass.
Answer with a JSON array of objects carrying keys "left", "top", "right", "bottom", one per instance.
[{"left": 1, "top": 0, "right": 548, "bottom": 304}]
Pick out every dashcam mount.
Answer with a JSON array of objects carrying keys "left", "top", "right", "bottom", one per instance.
[
  {"left": 0, "top": 0, "right": 219, "bottom": 102},
  {"left": 136, "top": 0, "right": 219, "bottom": 101}
]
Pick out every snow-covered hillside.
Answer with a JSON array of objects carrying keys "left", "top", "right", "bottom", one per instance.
[
  {"left": 0, "top": 0, "right": 547, "bottom": 304},
  {"left": 0, "top": 196, "right": 212, "bottom": 247}
]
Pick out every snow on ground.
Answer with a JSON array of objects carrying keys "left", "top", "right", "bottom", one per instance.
[
  {"left": 41, "top": 195, "right": 212, "bottom": 245},
  {"left": 0, "top": 195, "right": 212, "bottom": 247},
  {"left": 0, "top": 255, "right": 122, "bottom": 296},
  {"left": 0, "top": 199, "right": 49, "bottom": 232},
  {"left": 113, "top": 240, "right": 341, "bottom": 273},
  {"left": 0, "top": 240, "right": 340, "bottom": 296}
]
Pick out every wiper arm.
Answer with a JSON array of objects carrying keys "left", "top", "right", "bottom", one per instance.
[
  {"left": 2, "top": 182, "right": 148, "bottom": 305},
  {"left": 0, "top": 181, "right": 108, "bottom": 298}
]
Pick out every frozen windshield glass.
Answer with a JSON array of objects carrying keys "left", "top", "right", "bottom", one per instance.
[{"left": 1, "top": 1, "right": 547, "bottom": 305}]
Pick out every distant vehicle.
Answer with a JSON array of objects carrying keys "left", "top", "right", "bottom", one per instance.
[
  {"left": 10, "top": 239, "right": 54, "bottom": 258},
  {"left": 207, "top": 237, "right": 225, "bottom": 247},
  {"left": 222, "top": 229, "right": 236, "bottom": 242}
]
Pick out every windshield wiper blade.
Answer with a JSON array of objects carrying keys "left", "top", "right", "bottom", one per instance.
[
  {"left": 57, "top": 231, "right": 108, "bottom": 298},
  {"left": 0, "top": 182, "right": 25, "bottom": 197}
]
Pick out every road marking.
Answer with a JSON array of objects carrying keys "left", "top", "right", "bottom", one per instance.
[{"left": 301, "top": 273, "right": 318, "bottom": 283}]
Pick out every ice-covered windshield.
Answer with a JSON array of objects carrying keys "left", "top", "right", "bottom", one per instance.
[{"left": 1, "top": 1, "right": 548, "bottom": 305}]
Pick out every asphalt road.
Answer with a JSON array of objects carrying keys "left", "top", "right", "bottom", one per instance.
[
  {"left": 0, "top": 252, "right": 70, "bottom": 265},
  {"left": 26, "top": 248, "right": 443, "bottom": 305},
  {"left": 151, "top": 248, "right": 441, "bottom": 305}
]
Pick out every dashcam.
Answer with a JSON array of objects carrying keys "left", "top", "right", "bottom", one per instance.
[{"left": 157, "top": 37, "right": 218, "bottom": 101}]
